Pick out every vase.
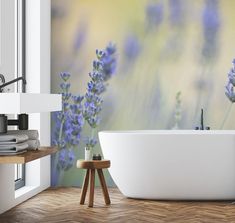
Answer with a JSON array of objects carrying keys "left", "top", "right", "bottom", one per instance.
[{"left": 85, "top": 147, "right": 91, "bottom": 160}]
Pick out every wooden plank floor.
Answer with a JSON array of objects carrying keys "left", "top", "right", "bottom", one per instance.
[{"left": 1, "top": 188, "right": 235, "bottom": 223}]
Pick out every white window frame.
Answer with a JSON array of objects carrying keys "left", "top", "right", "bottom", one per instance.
[{"left": 14, "top": 0, "right": 26, "bottom": 191}]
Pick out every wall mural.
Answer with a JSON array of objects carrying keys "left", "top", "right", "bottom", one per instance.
[{"left": 51, "top": 0, "right": 235, "bottom": 186}]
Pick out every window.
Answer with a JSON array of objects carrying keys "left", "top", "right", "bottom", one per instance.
[
  {"left": 15, "top": 164, "right": 25, "bottom": 190},
  {"left": 1, "top": 1, "right": 26, "bottom": 190}
]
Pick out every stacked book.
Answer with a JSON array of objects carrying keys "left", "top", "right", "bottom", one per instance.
[{"left": 0, "top": 130, "right": 40, "bottom": 155}]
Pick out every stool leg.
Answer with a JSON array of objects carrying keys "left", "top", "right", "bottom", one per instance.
[
  {"left": 88, "top": 169, "right": 95, "bottom": 207},
  {"left": 97, "top": 169, "right": 111, "bottom": 205},
  {"left": 80, "top": 169, "right": 90, "bottom": 205}
]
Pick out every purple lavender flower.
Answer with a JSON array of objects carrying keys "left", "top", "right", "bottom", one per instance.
[
  {"left": 96, "top": 50, "right": 106, "bottom": 60},
  {"left": 201, "top": 0, "right": 220, "bottom": 59},
  {"left": 228, "top": 59, "right": 235, "bottom": 86},
  {"left": 225, "top": 59, "right": 235, "bottom": 102},
  {"left": 60, "top": 83, "right": 71, "bottom": 91},
  {"left": 52, "top": 72, "right": 84, "bottom": 170},
  {"left": 169, "top": 0, "right": 184, "bottom": 27},
  {"left": 72, "top": 95, "right": 84, "bottom": 104},
  {"left": 89, "top": 72, "right": 104, "bottom": 82},
  {"left": 203, "top": 0, "right": 220, "bottom": 35},
  {"left": 85, "top": 92, "right": 103, "bottom": 104},
  {"left": 101, "top": 43, "right": 117, "bottom": 81},
  {"left": 146, "top": 1, "right": 164, "bottom": 30},
  {"left": 58, "top": 148, "right": 76, "bottom": 170},
  {"left": 106, "top": 43, "right": 116, "bottom": 55},
  {"left": 58, "top": 149, "right": 67, "bottom": 169},
  {"left": 52, "top": 43, "right": 117, "bottom": 168},
  {"left": 62, "top": 93, "right": 71, "bottom": 101},
  {"left": 70, "top": 104, "right": 82, "bottom": 114},
  {"left": 123, "top": 34, "right": 141, "bottom": 61},
  {"left": 58, "top": 140, "right": 66, "bottom": 149},
  {"left": 73, "top": 22, "right": 87, "bottom": 52},
  {"left": 87, "top": 80, "right": 106, "bottom": 95},
  {"left": 83, "top": 43, "right": 117, "bottom": 148},
  {"left": 220, "top": 59, "right": 235, "bottom": 129},
  {"left": 84, "top": 137, "right": 98, "bottom": 148},
  {"left": 65, "top": 111, "right": 84, "bottom": 147},
  {"left": 225, "top": 82, "right": 235, "bottom": 103},
  {"left": 62, "top": 102, "right": 70, "bottom": 112},
  {"left": 68, "top": 149, "right": 75, "bottom": 165},
  {"left": 83, "top": 100, "right": 102, "bottom": 128},
  {"left": 60, "top": 72, "right": 70, "bottom": 82}
]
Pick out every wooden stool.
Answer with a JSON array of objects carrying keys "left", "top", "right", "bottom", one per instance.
[{"left": 77, "top": 159, "right": 111, "bottom": 207}]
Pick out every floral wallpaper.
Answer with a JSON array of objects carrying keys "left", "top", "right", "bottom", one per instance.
[{"left": 51, "top": 0, "right": 235, "bottom": 186}]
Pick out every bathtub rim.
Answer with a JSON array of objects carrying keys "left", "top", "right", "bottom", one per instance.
[{"left": 99, "top": 130, "right": 235, "bottom": 135}]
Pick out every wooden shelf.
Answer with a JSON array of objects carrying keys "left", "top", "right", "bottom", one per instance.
[{"left": 0, "top": 147, "right": 58, "bottom": 164}]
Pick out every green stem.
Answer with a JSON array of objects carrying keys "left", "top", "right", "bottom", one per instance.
[
  {"left": 91, "top": 128, "right": 96, "bottom": 139},
  {"left": 59, "top": 119, "right": 64, "bottom": 144},
  {"left": 220, "top": 102, "right": 233, "bottom": 130}
]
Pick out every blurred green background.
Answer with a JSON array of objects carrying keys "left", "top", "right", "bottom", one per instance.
[{"left": 51, "top": 0, "right": 235, "bottom": 186}]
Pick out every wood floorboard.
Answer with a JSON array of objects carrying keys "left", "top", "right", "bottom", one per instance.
[{"left": 1, "top": 188, "right": 235, "bottom": 223}]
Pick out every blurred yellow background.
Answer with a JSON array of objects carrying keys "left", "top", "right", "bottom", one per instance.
[{"left": 51, "top": 0, "right": 235, "bottom": 186}]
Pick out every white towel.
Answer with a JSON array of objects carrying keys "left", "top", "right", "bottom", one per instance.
[
  {"left": 7, "top": 130, "right": 39, "bottom": 140},
  {"left": 27, "top": 139, "right": 40, "bottom": 150},
  {"left": 0, "top": 134, "right": 28, "bottom": 144},
  {"left": 0, "top": 142, "right": 28, "bottom": 153},
  {"left": 0, "top": 150, "right": 26, "bottom": 155}
]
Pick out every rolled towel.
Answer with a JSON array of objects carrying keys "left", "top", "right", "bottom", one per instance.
[
  {"left": 0, "top": 134, "right": 28, "bottom": 144},
  {"left": 0, "top": 142, "right": 28, "bottom": 153},
  {"left": 7, "top": 130, "right": 39, "bottom": 140},
  {"left": 27, "top": 139, "right": 40, "bottom": 150}
]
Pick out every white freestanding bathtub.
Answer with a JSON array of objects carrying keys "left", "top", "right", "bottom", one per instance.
[{"left": 99, "top": 130, "right": 235, "bottom": 200}]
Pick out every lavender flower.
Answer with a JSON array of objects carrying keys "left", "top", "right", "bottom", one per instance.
[
  {"left": 87, "top": 80, "right": 106, "bottom": 95},
  {"left": 225, "top": 82, "right": 235, "bottom": 103},
  {"left": 52, "top": 73, "right": 84, "bottom": 170},
  {"left": 102, "top": 43, "right": 117, "bottom": 81},
  {"left": 57, "top": 148, "right": 75, "bottom": 170},
  {"left": 169, "top": 0, "right": 184, "bottom": 27},
  {"left": 201, "top": 0, "right": 220, "bottom": 60},
  {"left": 220, "top": 58, "right": 235, "bottom": 129},
  {"left": 58, "top": 149, "right": 67, "bottom": 169},
  {"left": 123, "top": 34, "right": 141, "bottom": 61},
  {"left": 83, "top": 43, "right": 117, "bottom": 148},
  {"left": 72, "top": 95, "right": 84, "bottom": 104},
  {"left": 203, "top": 0, "right": 220, "bottom": 36},
  {"left": 62, "top": 93, "right": 71, "bottom": 101},
  {"left": 228, "top": 59, "right": 235, "bottom": 86},
  {"left": 60, "top": 83, "right": 71, "bottom": 91},
  {"left": 73, "top": 22, "right": 87, "bottom": 52},
  {"left": 52, "top": 43, "right": 117, "bottom": 169},
  {"left": 145, "top": 1, "right": 164, "bottom": 30},
  {"left": 225, "top": 59, "right": 235, "bottom": 102},
  {"left": 67, "top": 149, "right": 76, "bottom": 169},
  {"left": 60, "top": 72, "right": 70, "bottom": 82},
  {"left": 84, "top": 137, "right": 97, "bottom": 148}
]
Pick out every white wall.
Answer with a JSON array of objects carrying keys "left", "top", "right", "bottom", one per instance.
[
  {"left": 0, "top": 0, "right": 16, "bottom": 87},
  {"left": 0, "top": 0, "right": 51, "bottom": 214},
  {"left": 0, "top": 0, "right": 17, "bottom": 92}
]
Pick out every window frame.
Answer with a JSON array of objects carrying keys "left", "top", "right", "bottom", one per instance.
[
  {"left": 15, "top": 164, "right": 25, "bottom": 190},
  {"left": 14, "top": 0, "right": 26, "bottom": 191}
]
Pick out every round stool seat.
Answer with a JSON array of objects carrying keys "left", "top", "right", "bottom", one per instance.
[{"left": 77, "top": 160, "right": 110, "bottom": 169}]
